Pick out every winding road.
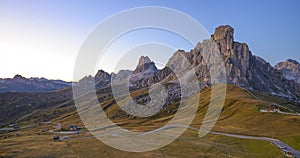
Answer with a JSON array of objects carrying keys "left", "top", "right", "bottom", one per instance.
[
  {"left": 103, "top": 124, "right": 300, "bottom": 157},
  {"left": 210, "top": 130, "right": 300, "bottom": 157}
]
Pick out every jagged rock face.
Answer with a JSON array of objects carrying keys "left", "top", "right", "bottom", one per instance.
[
  {"left": 77, "top": 75, "right": 94, "bottom": 86},
  {"left": 95, "top": 70, "right": 111, "bottom": 89},
  {"left": 212, "top": 25, "right": 234, "bottom": 56},
  {"left": 138, "top": 56, "right": 151, "bottom": 66},
  {"left": 93, "top": 56, "right": 160, "bottom": 88},
  {"left": 133, "top": 56, "right": 158, "bottom": 74},
  {"left": 211, "top": 25, "right": 251, "bottom": 86},
  {"left": 0, "top": 75, "right": 71, "bottom": 92},
  {"left": 163, "top": 25, "right": 300, "bottom": 101},
  {"left": 274, "top": 59, "right": 300, "bottom": 83},
  {"left": 248, "top": 56, "right": 299, "bottom": 99},
  {"left": 111, "top": 70, "right": 132, "bottom": 85},
  {"left": 211, "top": 25, "right": 300, "bottom": 101},
  {"left": 129, "top": 56, "right": 159, "bottom": 87}
]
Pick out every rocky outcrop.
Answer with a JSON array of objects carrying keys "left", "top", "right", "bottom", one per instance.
[
  {"left": 95, "top": 70, "right": 111, "bottom": 89},
  {"left": 129, "top": 56, "right": 159, "bottom": 87},
  {"left": 111, "top": 70, "right": 133, "bottom": 85},
  {"left": 132, "top": 56, "right": 158, "bottom": 75},
  {"left": 210, "top": 25, "right": 300, "bottom": 101},
  {"left": 275, "top": 59, "right": 300, "bottom": 83},
  {"left": 211, "top": 25, "right": 234, "bottom": 56},
  {"left": 93, "top": 56, "right": 160, "bottom": 88}
]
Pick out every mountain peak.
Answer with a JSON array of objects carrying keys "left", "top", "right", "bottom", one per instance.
[
  {"left": 138, "top": 56, "right": 152, "bottom": 66},
  {"left": 286, "top": 59, "right": 299, "bottom": 65},
  {"left": 274, "top": 59, "right": 300, "bottom": 84},
  {"left": 13, "top": 74, "right": 26, "bottom": 80},
  {"left": 134, "top": 56, "right": 158, "bottom": 74},
  {"left": 129, "top": 56, "right": 158, "bottom": 85},
  {"left": 212, "top": 25, "right": 234, "bottom": 52},
  {"left": 275, "top": 59, "right": 300, "bottom": 69},
  {"left": 212, "top": 25, "right": 234, "bottom": 40},
  {"left": 94, "top": 70, "right": 111, "bottom": 88}
]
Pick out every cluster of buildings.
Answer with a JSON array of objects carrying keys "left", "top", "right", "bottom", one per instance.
[{"left": 259, "top": 104, "right": 281, "bottom": 113}]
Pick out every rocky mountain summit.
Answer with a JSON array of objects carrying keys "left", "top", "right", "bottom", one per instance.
[
  {"left": 129, "top": 56, "right": 159, "bottom": 87},
  {"left": 133, "top": 56, "right": 158, "bottom": 74},
  {"left": 210, "top": 25, "right": 299, "bottom": 101},
  {"left": 0, "top": 75, "right": 72, "bottom": 92},
  {"left": 275, "top": 59, "right": 300, "bottom": 83}
]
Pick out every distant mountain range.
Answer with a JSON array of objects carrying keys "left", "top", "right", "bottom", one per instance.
[
  {"left": 0, "top": 74, "right": 72, "bottom": 92},
  {"left": 1, "top": 25, "right": 299, "bottom": 103}
]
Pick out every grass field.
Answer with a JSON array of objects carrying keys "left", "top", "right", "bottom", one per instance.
[{"left": 0, "top": 125, "right": 283, "bottom": 158}]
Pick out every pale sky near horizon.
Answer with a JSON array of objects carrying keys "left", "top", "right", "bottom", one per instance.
[{"left": 0, "top": 0, "right": 299, "bottom": 81}]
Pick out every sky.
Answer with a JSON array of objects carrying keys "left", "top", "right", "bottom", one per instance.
[{"left": 0, "top": 0, "right": 299, "bottom": 81}]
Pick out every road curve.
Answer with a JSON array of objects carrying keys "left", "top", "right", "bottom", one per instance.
[
  {"left": 209, "top": 131, "right": 300, "bottom": 157},
  {"left": 94, "top": 124, "right": 300, "bottom": 157}
]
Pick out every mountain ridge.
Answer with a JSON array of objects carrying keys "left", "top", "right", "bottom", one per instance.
[
  {"left": 0, "top": 74, "right": 72, "bottom": 93},
  {"left": 90, "top": 25, "right": 300, "bottom": 102},
  {"left": 1, "top": 25, "right": 299, "bottom": 102}
]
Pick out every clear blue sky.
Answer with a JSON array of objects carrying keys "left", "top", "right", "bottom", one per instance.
[{"left": 0, "top": 0, "right": 299, "bottom": 81}]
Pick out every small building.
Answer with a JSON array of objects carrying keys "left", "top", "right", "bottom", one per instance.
[
  {"left": 69, "top": 125, "right": 79, "bottom": 131},
  {"left": 53, "top": 135, "right": 60, "bottom": 140},
  {"left": 9, "top": 124, "right": 19, "bottom": 129},
  {"left": 259, "top": 104, "right": 280, "bottom": 113},
  {"left": 0, "top": 122, "right": 5, "bottom": 128}
]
